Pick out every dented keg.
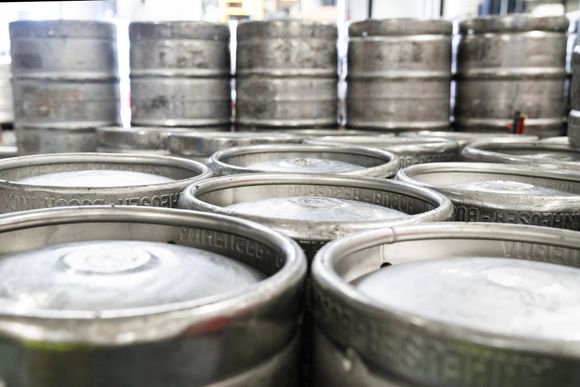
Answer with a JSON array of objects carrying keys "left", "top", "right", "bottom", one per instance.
[
  {"left": 0, "top": 205, "right": 306, "bottom": 387},
  {"left": 462, "top": 141, "right": 580, "bottom": 171},
  {"left": 208, "top": 144, "right": 400, "bottom": 178},
  {"left": 0, "top": 153, "right": 211, "bottom": 213},
  {"left": 96, "top": 126, "right": 226, "bottom": 155},
  {"left": 236, "top": 20, "right": 338, "bottom": 128},
  {"left": 179, "top": 173, "right": 453, "bottom": 259},
  {"left": 168, "top": 131, "right": 300, "bottom": 163},
  {"left": 398, "top": 162, "right": 580, "bottom": 229},
  {"left": 306, "top": 136, "right": 459, "bottom": 167},
  {"left": 312, "top": 223, "right": 580, "bottom": 387},
  {"left": 455, "top": 15, "right": 568, "bottom": 137},
  {"left": 347, "top": 19, "right": 452, "bottom": 131},
  {"left": 129, "top": 21, "right": 231, "bottom": 127},
  {"left": 399, "top": 131, "right": 538, "bottom": 148}
]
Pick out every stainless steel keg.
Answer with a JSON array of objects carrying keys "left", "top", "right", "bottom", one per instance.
[
  {"left": 178, "top": 173, "right": 453, "bottom": 259},
  {"left": 168, "top": 131, "right": 300, "bottom": 163},
  {"left": 0, "top": 63, "right": 13, "bottom": 125},
  {"left": 0, "top": 146, "right": 17, "bottom": 159},
  {"left": 9, "top": 20, "right": 120, "bottom": 154},
  {"left": 541, "top": 136, "right": 572, "bottom": 145},
  {"left": 129, "top": 21, "right": 231, "bottom": 127},
  {"left": 455, "top": 15, "right": 568, "bottom": 137},
  {"left": 96, "top": 126, "right": 226, "bottom": 154},
  {"left": 306, "top": 136, "right": 459, "bottom": 168},
  {"left": 399, "top": 130, "right": 538, "bottom": 148},
  {"left": 570, "top": 46, "right": 580, "bottom": 149},
  {"left": 236, "top": 20, "right": 338, "bottom": 128},
  {"left": 462, "top": 140, "right": 580, "bottom": 171},
  {"left": 347, "top": 19, "right": 452, "bottom": 131},
  {"left": 284, "top": 129, "right": 383, "bottom": 138},
  {"left": 208, "top": 144, "right": 400, "bottom": 178},
  {"left": 312, "top": 222, "right": 580, "bottom": 387},
  {"left": 0, "top": 153, "right": 211, "bottom": 213},
  {"left": 398, "top": 162, "right": 580, "bottom": 229},
  {"left": 0, "top": 205, "right": 306, "bottom": 387}
]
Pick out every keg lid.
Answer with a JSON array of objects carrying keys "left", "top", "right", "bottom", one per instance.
[
  {"left": 349, "top": 18, "right": 452, "bottom": 37},
  {"left": 179, "top": 173, "right": 453, "bottom": 244},
  {"left": 9, "top": 20, "right": 116, "bottom": 40},
  {"left": 209, "top": 144, "right": 401, "bottom": 178},
  {"left": 313, "top": 223, "right": 580, "bottom": 387},
  {"left": 462, "top": 141, "right": 580, "bottom": 172},
  {"left": 168, "top": 131, "right": 300, "bottom": 158},
  {"left": 460, "top": 15, "right": 569, "bottom": 34},
  {"left": 237, "top": 19, "right": 337, "bottom": 40},
  {"left": 129, "top": 21, "right": 230, "bottom": 40},
  {"left": 397, "top": 162, "right": 580, "bottom": 209},
  {"left": 0, "top": 240, "right": 264, "bottom": 313},
  {"left": 96, "top": 126, "right": 219, "bottom": 153}
]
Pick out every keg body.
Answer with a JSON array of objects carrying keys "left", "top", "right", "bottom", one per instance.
[
  {"left": 129, "top": 21, "right": 231, "bottom": 127},
  {"left": 0, "top": 64, "right": 14, "bottom": 124},
  {"left": 9, "top": 20, "right": 120, "bottom": 154},
  {"left": 455, "top": 16, "right": 568, "bottom": 137},
  {"left": 236, "top": 20, "right": 338, "bottom": 128},
  {"left": 347, "top": 19, "right": 453, "bottom": 131},
  {"left": 569, "top": 47, "right": 580, "bottom": 148}
]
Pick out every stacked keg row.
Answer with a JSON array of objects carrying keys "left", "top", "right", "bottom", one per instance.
[{"left": 9, "top": 20, "right": 120, "bottom": 155}]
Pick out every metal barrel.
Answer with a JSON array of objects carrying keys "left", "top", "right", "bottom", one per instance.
[
  {"left": 284, "top": 128, "right": 383, "bottom": 138},
  {"left": 178, "top": 173, "right": 453, "bottom": 260},
  {"left": 168, "top": 131, "right": 300, "bottom": 163},
  {"left": 455, "top": 15, "right": 569, "bottom": 137},
  {"left": 96, "top": 126, "right": 227, "bottom": 155},
  {"left": 236, "top": 20, "right": 338, "bottom": 128},
  {"left": 0, "top": 63, "right": 14, "bottom": 125},
  {"left": 0, "top": 205, "right": 306, "bottom": 387},
  {"left": 129, "top": 21, "right": 231, "bottom": 127},
  {"left": 312, "top": 222, "right": 580, "bottom": 387},
  {"left": 208, "top": 144, "right": 401, "bottom": 178},
  {"left": 346, "top": 19, "right": 453, "bottom": 131},
  {"left": 570, "top": 46, "right": 580, "bottom": 149},
  {"left": 399, "top": 131, "right": 538, "bottom": 149},
  {"left": 306, "top": 135, "right": 460, "bottom": 168},
  {"left": 461, "top": 140, "right": 580, "bottom": 172},
  {"left": 0, "top": 153, "right": 211, "bottom": 213},
  {"left": 9, "top": 20, "right": 120, "bottom": 154},
  {"left": 397, "top": 162, "right": 580, "bottom": 229}
]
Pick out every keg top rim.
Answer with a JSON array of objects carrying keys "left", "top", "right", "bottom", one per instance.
[
  {"left": 0, "top": 206, "right": 306, "bottom": 344},
  {"left": 129, "top": 20, "right": 230, "bottom": 40},
  {"left": 459, "top": 15, "right": 569, "bottom": 33},
  {"left": 0, "top": 152, "right": 211, "bottom": 190},
  {"left": 237, "top": 19, "right": 337, "bottom": 39},
  {"left": 349, "top": 18, "right": 453, "bottom": 36},
  {"left": 208, "top": 144, "right": 401, "bottom": 178},
  {"left": 9, "top": 19, "right": 116, "bottom": 39},
  {"left": 312, "top": 222, "right": 580, "bottom": 365},
  {"left": 179, "top": 173, "right": 453, "bottom": 242},
  {"left": 397, "top": 161, "right": 580, "bottom": 206},
  {"left": 306, "top": 136, "right": 460, "bottom": 153}
]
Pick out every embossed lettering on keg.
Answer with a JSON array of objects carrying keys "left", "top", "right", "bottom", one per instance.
[
  {"left": 168, "top": 131, "right": 300, "bottom": 161},
  {"left": 179, "top": 173, "right": 453, "bottom": 259},
  {"left": 399, "top": 130, "right": 538, "bottom": 148},
  {"left": 347, "top": 19, "right": 452, "bottom": 131},
  {"left": 312, "top": 223, "right": 580, "bottom": 387},
  {"left": 236, "top": 20, "right": 338, "bottom": 128},
  {"left": 96, "top": 126, "right": 227, "bottom": 154},
  {"left": 306, "top": 135, "right": 459, "bottom": 168},
  {"left": 455, "top": 15, "right": 568, "bottom": 137},
  {"left": 0, "top": 153, "right": 211, "bottom": 213},
  {"left": 0, "top": 206, "right": 305, "bottom": 386},
  {"left": 397, "top": 162, "right": 580, "bottom": 230},
  {"left": 462, "top": 141, "right": 580, "bottom": 171},
  {"left": 208, "top": 144, "right": 401, "bottom": 178},
  {"left": 129, "top": 21, "right": 231, "bottom": 127}
]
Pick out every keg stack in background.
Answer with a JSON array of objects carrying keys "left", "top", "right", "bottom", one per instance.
[
  {"left": 346, "top": 19, "right": 453, "bottom": 132},
  {"left": 569, "top": 45, "right": 580, "bottom": 148},
  {"left": 236, "top": 20, "right": 338, "bottom": 130},
  {"left": 9, "top": 20, "right": 120, "bottom": 155},
  {"left": 129, "top": 21, "right": 231, "bottom": 129},
  {"left": 455, "top": 15, "right": 568, "bottom": 137}
]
